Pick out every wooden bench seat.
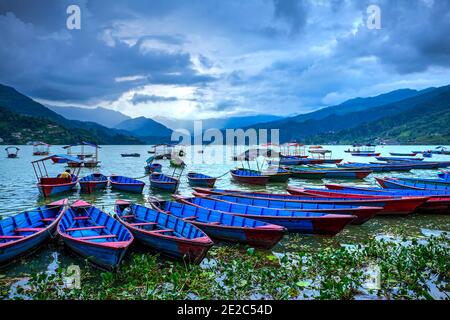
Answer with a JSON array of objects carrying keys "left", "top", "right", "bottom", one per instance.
[
  {"left": 15, "top": 228, "right": 44, "bottom": 232},
  {"left": 77, "top": 234, "right": 116, "bottom": 240},
  {"left": 66, "top": 226, "right": 106, "bottom": 232},
  {"left": 150, "top": 229, "right": 174, "bottom": 234},
  {"left": 130, "top": 222, "right": 157, "bottom": 227},
  {"left": 0, "top": 235, "right": 25, "bottom": 239},
  {"left": 40, "top": 218, "right": 55, "bottom": 222},
  {"left": 73, "top": 216, "right": 90, "bottom": 220}
]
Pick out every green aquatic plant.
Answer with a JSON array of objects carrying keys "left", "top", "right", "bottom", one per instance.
[{"left": 7, "top": 235, "right": 450, "bottom": 300}]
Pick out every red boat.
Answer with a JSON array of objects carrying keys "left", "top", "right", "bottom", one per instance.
[{"left": 230, "top": 169, "right": 269, "bottom": 185}]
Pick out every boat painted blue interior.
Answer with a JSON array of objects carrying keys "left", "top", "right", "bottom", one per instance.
[
  {"left": 386, "top": 179, "right": 450, "bottom": 191},
  {"left": 188, "top": 173, "right": 214, "bottom": 179},
  {"left": 110, "top": 175, "right": 144, "bottom": 185},
  {"left": 59, "top": 205, "right": 132, "bottom": 244},
  {"left": 150, "top": 173, "right": 178, "bottom": 183},
  {"left": 156, "top": 201, "right": 270, "bottom": 228},
  {"left": 117, "top": 203, "right": 206, "bottom": 239},
  {"left": 188, "top": 197, "right": 328, "bottom": 217},
  {"left": 80, "top": 173, "right": 107, "bottom": 183},
  {"left": 207, "top": 194, "right": 365, "bottom": 210},
  {"left": 231, "top": 169, "right": 263, "bottom": 177}
]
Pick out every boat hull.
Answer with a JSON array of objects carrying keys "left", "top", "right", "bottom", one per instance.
[
  {"left": 37, "top": 181, "right": 77, "bottom": 197},
  {"left": 230, "top": 171, "right": 268, "bottom": 185},
  {"left": 110, "top": 183, "right": 144, "bottom": 193}
]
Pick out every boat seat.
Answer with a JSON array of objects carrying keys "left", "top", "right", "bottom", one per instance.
[
  {"left": 15, "top": 228, "right": 44, "bottom": 232},
  {"left": 208, "top": 222, "right": 221, "bottom": 225},
  {"left": 66, "top": 226, "right": 106, "bottom": 232},
  {"left": 183, "top": 216, "right": 198, "bottom": 220},
  {"left": 40, "top": 218, "right": 55, "bottom": 222},
  {"left": 73, "top": 216, "right": 90, "bottom": 220},
  {"left": 0, "top": 235, "right": 25, "bottom": 239},
  {"left": 150, "top": 229, "right": 174, "bottom": 234},
  {"left": 77, "top": 234, "right": 117, "bottom": 240},
  {"left": 130, "top": 222, "right": 157, "bottom": 226},
  {"left": 121, "top": 215, "right": 135, "bottom": 219}
]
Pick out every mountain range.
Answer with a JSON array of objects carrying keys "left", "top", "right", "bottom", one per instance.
[{"left": 1, "top": 82, "right": 449, "bottom": 145}]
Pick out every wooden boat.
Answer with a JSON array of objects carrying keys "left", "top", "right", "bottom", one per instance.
[
  {"left": 51, "top": 156, "right": 68, "bottom": 164},
  {"left": 376, "top": 156, "right": 423, "bottom": 162},
  {"left": 67, "top": 161, "right": 83, "bottom": 168},
  {"left": 114, "top": 200, "right": 213, "bottom": 263},
  {"left": 150, "top": 173, "right": 180, "bottom": 192},
  {"left": 376, "top": 177, "right": 450, "bottom": 191},
  {"left": 175, "top": 195, "right": 356, "bottom": 234},
  {"left": 5, "top": 146, "right": 19, "bottom": 158},
  {"left": 58, "top": 200, "right": 133, "bottom": 270},
  {"left": 351, "top": 152, "right": 380, "bottom": 157},
  {"left": 149, "top": 200, "right": 285, "bottom": 249},
  {"left": 79, "top": 173, "right": 108, "bottom": 193},
  {"left": 32, "top": 155, "right": 81, "bottom": 197},
  {"left": 187, "top": 172, "right": 217, "bottom": 188},
  {"left": 192, "top": 193, "right": 380, "bottom": 224},
  {"left": 121, "top": 153, "right": 140, "bottom": 157},
  {"left": 422, "top": 152, "right": 432, "bottom": 158},
  {"left": 305, "top": 185, "right": 450, "bottom": 214},
  {"left": 284, "top": 167, "right": 372, "bottom": 179},
  {"left": 193, "top": 187, "right": 428, "bottom": 215},
  {"left": 109, "top": 175, "right": 145, "bottom": 193},
  {"left": 32, "top": 142, "right": 50, "bottom": 156},
  {"left": 144, "top": 163, "right": 162, "bottom": 174},
  {"left": 396, "top": 176, "right": 450, "bottom": 186},
  {"left": 230, "top": 169, "right": 269, "bottom": 185},
  {"left": 390, "top": 152, "right": 417, "bottom": 156},
  {"left": 83, "top": 160, "right": 100, "bottom": 168},
  {"left": 237, "top": 167, "right": 291, "bottom": 183},
  {"left": 0, "top": 199, "right": 67, "bottom": 264},
  {"left": 337, "top": 162, "right": 413, "bottom": 172}
]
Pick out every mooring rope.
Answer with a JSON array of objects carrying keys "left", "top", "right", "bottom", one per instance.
[{"left": 214, "top": 170, "right": 230, "bottom": 179}]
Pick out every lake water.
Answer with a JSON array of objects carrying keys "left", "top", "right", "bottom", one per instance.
[{"left": 1, "top": 144, "right": 449, "bottom": 278}]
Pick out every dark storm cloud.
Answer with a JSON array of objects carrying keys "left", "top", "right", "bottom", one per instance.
[
  {"left": 0, "top": 0, "right": 449, "bottom": 117},
  {"left": 335, "top": 0, "right": 450, "bottom": 73}
]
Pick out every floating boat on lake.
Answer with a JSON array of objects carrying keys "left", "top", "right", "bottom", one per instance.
[
  {"left": 351, "top": 152, "right": 380, "bottom": 157},
  {"left": 438, "top": 171, "right": 450, "bottom": 180},
  {"left": 390, "top": 152, "right": 417, "bottom": 156},
  {"left": 193, "top": 188, "right": 427, "bottom": 215},
  {"left": 376, "top": 156, "right": 423, "bottom": 162},
  {"left": 149, "top": 200, "right": 285, "bottom": 249},
  {"left": 236, "top": 167, "right": 291, "bottom": 183},
  {"left": 192, "top": 193, "right": 380, "bottom": 221},
  {"left": 376, "top": 177, "right": 450, "bottom": 191},
  {"left": 32, "top": 142, "right": 50, "bottom": 156},
  {"left": 284, "top": 166, "right": 372, "bottom": 179},
  {"left": 230, "top": 169, "right": 269, "bottom": 185},
  {"left": 79, "top": 173, "right": 108, "bottom": 193},
  {"left": 32, "top": 155, "right": 81, "bottom": 197},
  {"left": 58, "top": 200, "right": 133, "bottom": 270},
  {"left": 144, "top": 162, "right": 162, "bottom": 174},
  {"left": 174, "top": 195, "right": 356, "bottom": 233},
  {"left": 395, "top": 176, "right": 450, "bottom": 186},
  {"left": 187, "top": 172, "right": 217, "bottom": 188},
  {"left": 371, "top": 160, "right": 439, "bottom": 169},
  {"left": 0, "top": 199, "right": 67, "bottom": 264},
  {"left": 109, "top": 175, "right": 145, "bottom": 193},
  {"left": 184, "top": 194, "right": 376, "bottom": 226},
  {"left": 150, "top": 173, "right": 180, "bottom": 192},
  {"left": 337, "top": 162, "right": 413, "bottom": 172},
  {"left": 5, "top": 146, "right": 19, "bottom": 158},
  {"left": 114, "top": 200, "right": 213, "bottom": 263},
  {"left": 121, "top": 153, "right": 140, "bottom": 157}
]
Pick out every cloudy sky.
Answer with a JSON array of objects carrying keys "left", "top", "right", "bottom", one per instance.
[{"left": 0, "top": 0, "right": 449, "bottom": 119}]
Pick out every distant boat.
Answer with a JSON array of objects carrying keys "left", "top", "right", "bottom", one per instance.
[
  {"left": 79, "top": 173, "right": 108, "bottom": 193},
  {"left": 58, "top": 200, "right": 133, "bottom": 270},
  {"left": 109, "top": 175, "right": 145, "bottom": 193},
  {"left": 114, "top": 200, "right": 213, "bottom": 263},
  {"left": 0, "top": 199, "right": 67, "bottom": 264},
  {"left": 32, "top": 142, "right": 50, "bottom": 156},
  {"left": 121, "top": 153, "right": 140, "bottom": 157},
  {"left": 390, "top": 152, "right": 417, "bottom": 156},
  {"left": 5, "top": 146, "right": 19, "bottom": 158}
]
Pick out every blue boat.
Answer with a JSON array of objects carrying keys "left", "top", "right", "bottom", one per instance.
[
  {"left": 148, "top": 200, "right": 286, "bottom": 249},
  {"left": 438, "top": 171, "right": 450, "bottom": 181},
  {"left": 0, "top": 199, "right": 67, "bottom": 264},
  {"left": 337, "top": 162, "right": 413, "bottom": 172},
  {"left": 190, "top": 193, "right": 380, "bottom": 225},
  {"left": 109, "top": 175, "right": 145, "bottom": 194},
  {"left": 376, "top": 177, "right": 450, "bottom": 191},
  {"left": 79, "top": 173, "right": 108, "bottom": 193},
  {"left": 114, "top": 200, "right": 213, "bottom": 263},
  {"left": 58, "top": 200, "right": 133, "bottom": 270},
  {"left": 149, "top": 173, "right": 180, "bottom": 192},
  {"left": 187, "top": 172, "right": 217, "bottom": 188},
  {"left": 326, "top": 183, "right": 450, "bottom": 196},
  {"left": 376, "top": 156, "right": 423, "bottom": 162},
  {"left": 174, "top": 195, "right": 358, "bottom": 232},
  {"left": 395, "top": 176, "right": 450, "bottom": 186}
]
